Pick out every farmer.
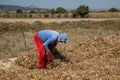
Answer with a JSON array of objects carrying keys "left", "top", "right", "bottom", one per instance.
[{"left": 34, "top": 30, "right": 67, "bottom": 69}]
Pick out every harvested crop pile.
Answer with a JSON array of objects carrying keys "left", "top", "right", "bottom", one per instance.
[
  {"left": 0, "top": 35, "right": 120, "bottom": 80},
  {"left": 15, "top": 49, "right": 38, "bottom": 69},
  {"left": 15, "top": 48, "right": 68, "bottom": 69}
]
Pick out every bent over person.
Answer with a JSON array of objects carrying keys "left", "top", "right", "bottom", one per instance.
[{"left": 34, "top": 30, "right": 67, "bottom": 69}]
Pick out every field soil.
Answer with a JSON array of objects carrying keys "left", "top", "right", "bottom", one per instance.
[
  {"left": 0, "top": 20, "right": 120, "bottom": 80},
  {"left": 0, "top": 35, "right": 120, "bottom": 80}
]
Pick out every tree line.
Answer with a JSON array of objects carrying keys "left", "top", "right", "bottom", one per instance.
[
  {"left": 16, "top": 5, "right": 120, "bottom": 18},
  {"left": 0, "top": 5, "right": 119, "bottom": 18}
]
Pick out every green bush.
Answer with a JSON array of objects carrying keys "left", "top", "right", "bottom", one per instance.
[
  {"left": 44, "top": 14, "right": 49, "bottom": 18},
  {"left": 109, "top": 8, "right": 118, "bottom": 12},
  {"left": 76, "top": 5, "right": 89, "bottom": 18},
  {"left": 29, "top": 10, "right": 37, "bottom": 14},
  {"left": 55, "top": 7, "right": 67, "bottom": 14},
  {"left": 72, "top": 11, "right": 79, "bottom": 18},
  {"left": 16, "top": 9, "right": 23, "bottom": 13}
]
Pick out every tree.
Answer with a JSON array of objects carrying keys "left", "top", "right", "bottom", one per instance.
[
  {"left": 72, "top": 11, "right": 79, "bottom": 18},
  {"left": 51, "top": 8, "right": 55, "bottom": 17},
  {"left": 51, "top": 8, "right": 55, "bottom": 14},
  {"left": 16, "top": 9, "right": 23, "bottom": 13},
  {"left": 109, "top": 8, "right": 118, "bottom": 12},
  {"left": 55, "top": 7, "right": 67, "bottom": 14},
  {"left": 29, "top": 10, "right": 37, "bottom": 14},
  {"left": 76, "top": 5, "right": 89, "bottom": 18},
  {"left": 44, "top": 14, "right": 49, "bottom": 18}
]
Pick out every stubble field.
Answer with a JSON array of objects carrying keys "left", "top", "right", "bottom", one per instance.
[{"left": 0, "top": 20, "right": 120, "bottom": 80}]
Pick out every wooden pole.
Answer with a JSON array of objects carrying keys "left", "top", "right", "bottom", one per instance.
[{"left": 21, "top": 26, "right": 27, "bottom": 51}]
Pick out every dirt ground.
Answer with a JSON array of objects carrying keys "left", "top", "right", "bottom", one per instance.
[
  {"left": 0, "top": 35, "right": 120, "bottom": 80},
  {"left": 0, "top": 20, "right": 120, "bottom": 80}
]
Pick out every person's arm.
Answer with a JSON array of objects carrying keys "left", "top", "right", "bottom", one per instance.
[
  {"left": 48, "top": 42, "right": 57, "bottom": 51},
  {"left": 43, "top": 36, "right": 56, "bottom": 53}
]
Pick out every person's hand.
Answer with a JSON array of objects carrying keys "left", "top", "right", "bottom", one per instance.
[{"left": 46, "top": 52, "right": 52, "bottom": 56}]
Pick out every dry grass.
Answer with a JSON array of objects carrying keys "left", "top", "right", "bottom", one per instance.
[
  {"left": 15, "top": 49, "right": 38, "bottom": 69},
  {"left": 89, "top": 12, "right": 120, "bottom": 18},
  {"left": 0, "top": 12, "right": 120, "bottom": 18},
  {"left": 0, "top": 20, "right": 120, "bottom": 80},
  {"left": 0, "top": 20, "right": 120, "bottom": 58},
  {"left": 0, "top": 35, "right": 120, "bottom": 80}
]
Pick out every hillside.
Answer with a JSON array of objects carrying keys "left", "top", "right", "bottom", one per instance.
[{"left": 0, "top": 5, "right": 50, "bottom": 12}]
